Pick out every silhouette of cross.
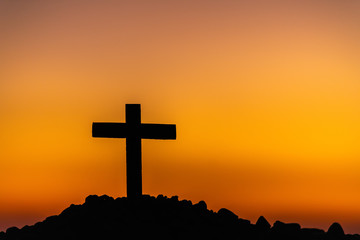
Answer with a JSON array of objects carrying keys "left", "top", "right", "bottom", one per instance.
[{"left": 92, "top": 104, "right": 176, "bottom": 199}]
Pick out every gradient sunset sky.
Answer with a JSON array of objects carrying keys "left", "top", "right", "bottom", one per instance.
[{"left": 1, "top": 0, "right": 360, "bottom": 234}]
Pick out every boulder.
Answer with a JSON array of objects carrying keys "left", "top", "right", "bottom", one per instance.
[
  {"left": 255, "top": 216, "right": 271, "bottom": 231},
  {"left": 194, "top": 200, "right": 207, "bottom": 211},
  {"left": 327, "top": 222, "right": 345, "bottom": 239},
  {"left": 271, "top": 221, "right": 301, "bottom": 239},
  {"left": 6, "top": 226, "right": 19, "bottom": 235},
  {"left": 217, "top": 208, "right": 238, "bottom": 222}
]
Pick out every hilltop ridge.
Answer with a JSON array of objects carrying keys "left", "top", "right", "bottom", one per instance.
[{"left": 1, "top": 195, "right": 359, "bottom": 240}]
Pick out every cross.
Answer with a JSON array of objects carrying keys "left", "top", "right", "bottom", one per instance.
[{"left": 92, "top": 104, "right": 176, "bottom": 199}]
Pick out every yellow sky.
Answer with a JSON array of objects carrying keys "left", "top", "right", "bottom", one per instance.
[{"left": 1, "top": 0, "right": 360, "bottom": 233}]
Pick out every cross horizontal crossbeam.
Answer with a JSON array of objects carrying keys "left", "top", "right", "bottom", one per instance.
[{"left": 92, "top": 123, "right": 176, "bottom": 139}]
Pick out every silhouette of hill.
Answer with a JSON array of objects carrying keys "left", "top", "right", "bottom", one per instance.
[{"left": 0, "top": 195, "right": 359, "bottom": 240}]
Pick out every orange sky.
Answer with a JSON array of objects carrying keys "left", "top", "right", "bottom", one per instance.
[{"left": 1, "top": 0, "right": 360, "bottom": 234}]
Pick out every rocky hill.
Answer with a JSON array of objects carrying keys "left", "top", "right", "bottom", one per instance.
[{"left": 0, "top": 195, "right": 359, "bottom": 240}]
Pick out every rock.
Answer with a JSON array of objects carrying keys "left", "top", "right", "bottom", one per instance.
[
  {"left": 194, "top": 200, "right": 207, "bottom": 211},
  {"left": 255, "top": 216, "right": 271, "bottom": 231},
  {"left": 98, "top": 194, "right": 114, "bottom": 201},
  {"left": 180, "top": 199, "right": 192, "bottom": 208},
  {"left": 217, "top": 208, "right": 238, "bottom": 222},
  {"left": 327, "top": 222, "right": 345, "bottom": 238},
  {"left": 271, "top": 221, "right": 301, "bottom": 239},
  {"left": 157, "top": 194, "right": 165, "bottom": 200},
  {"left": 273, "top": 221, "right": 300, "bottom": 231},
  {"left": 1, "top": 195, "right": 359, "bottom": 240},
  {"left": 6, "top": 226, "right": 19, "bottom": 235},
  {"left": 170, "top": 196, "right": 179, "bottom": 202},
  {"left": 85, "top": 195, "right": 99, "bottom": 205}
]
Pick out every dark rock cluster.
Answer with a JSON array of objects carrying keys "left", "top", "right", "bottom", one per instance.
[{"left": 0, "top": 195, "right": 358, "bottom": 240}]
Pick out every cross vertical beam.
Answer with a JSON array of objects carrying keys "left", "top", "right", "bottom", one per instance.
[{"left": 125, "top": 104, "right": 142, "bottom": 199}]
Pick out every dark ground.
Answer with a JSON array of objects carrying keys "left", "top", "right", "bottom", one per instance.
[{"left": 1, "top": 194, "right": 359, "bottom": 240}]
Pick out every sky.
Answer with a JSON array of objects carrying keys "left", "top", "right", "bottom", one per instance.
[{"left": 1, "top": 0, "right": 360, "bottom": 234}]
